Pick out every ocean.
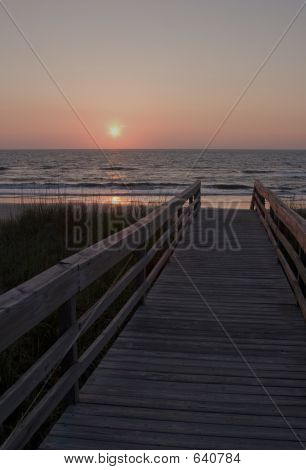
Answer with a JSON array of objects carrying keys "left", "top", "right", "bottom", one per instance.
[{"left": 0, "top": 149, "right": 305, "bottom": 199}]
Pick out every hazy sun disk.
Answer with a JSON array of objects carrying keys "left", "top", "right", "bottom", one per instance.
[
  {"left": 109, "top": 125, "right": 121, "bottom": 138},
  {"left": 111, "top": 196, "right": 121, "bottom": 205}
]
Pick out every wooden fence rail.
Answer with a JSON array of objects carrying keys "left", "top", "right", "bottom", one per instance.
[
  {"left": 0, "top": 181, "right": 201, "bottom": 449},
  {"left": 251, "top": 180, "right": 306, "bottom": 319}
]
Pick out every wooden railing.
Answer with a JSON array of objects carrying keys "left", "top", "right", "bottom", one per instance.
[
  {"left": 251, "top": 180, "right": 306, "bottom": 318},
  {"left": 0, "top": 181, "right": 201, "bottom": 449}
]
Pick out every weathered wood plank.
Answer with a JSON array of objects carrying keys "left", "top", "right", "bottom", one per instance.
[
  {"left": 253, "top": 180, "right": 306, "bottom": 251},
  {"left": 0, "top": 264, "right": 79, "bottom": 353},
  {"left": 78, "top": 392, "right": 306, "bottom": 418},
  {"left": 60, "top": 402, "right": 306, "bottom": 429},
  {"left": 55, "top": 413, "right": 306, "bottom": 442},
  {"left": 252, "top": 181, "right": 306, "bottom": 318},
  {"left": 0, "top": 181, "right": 201, "bottom": 448},
  {"left": 0, "top": 181, "right": 201, "bottom": 353},
  {"left": 44, "top": 424, "right": 302, "bottom": 449},
  {"left": 41, "top": 206, "right": 306, "bottom": 450}
]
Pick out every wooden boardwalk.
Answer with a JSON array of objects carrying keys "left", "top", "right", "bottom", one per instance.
[{"left": 42, "top": 208, "right": 306, "bottom": 450}]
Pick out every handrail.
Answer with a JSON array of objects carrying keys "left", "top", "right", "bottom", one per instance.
[
  {"left": 0, "top": 180, "right": 201, "bottom": 449},
  {"left": 251, "top": 180, "right": 306, "bottom": 318}
]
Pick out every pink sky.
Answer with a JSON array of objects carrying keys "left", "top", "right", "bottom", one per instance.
[{"left": 0, "top": 0, "right": 305, "bottom": 149}]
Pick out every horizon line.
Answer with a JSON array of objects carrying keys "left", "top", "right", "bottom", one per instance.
[{"left": 0, "top": 147, "right": 306, "bottom": 152}]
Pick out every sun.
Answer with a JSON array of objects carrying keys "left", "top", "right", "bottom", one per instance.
[
  {"left": 108, "top": 125, "right": 121, "bottom": 138},
  {"left": 111, "top": 196, "right": 121, "bottom": 205}
]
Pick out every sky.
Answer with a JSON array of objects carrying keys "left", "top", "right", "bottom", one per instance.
[{"left": 0, "top": 0, "right": 305, "bottom": 149}]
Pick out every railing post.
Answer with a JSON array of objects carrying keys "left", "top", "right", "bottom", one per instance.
[
  {"left": 276, "top": 214, "right": 281, "bottom": 249},
  {"left": 194, "top": 185, "right": 201, "bottom": 216},
  {"left": 250, "top": 188, "right": 255, "bottom": 210},
  {"left": 59, "top": 296, "right": 79, "bottom": 405},
  {"left": 259, "top": 193, "right": 265, "bottom": 207},
  {"left": 135, "top": 246, "right": 146, "bottom": 304},
  {"left": 298, "top": 245, "right": 303, "bottom": 284},
  {"left": 177, "top": 204, "right": 183, "bottom": 242},
  {"left": 299, "top": 247, "right": 306, "bottom": 298},
  {"left": 261, "top": 194, "right": 266, "bottom": 221}
]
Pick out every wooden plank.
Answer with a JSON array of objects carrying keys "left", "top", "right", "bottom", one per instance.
[
  {"left": 266, "top": 212, "right": 306, "bottom": 285},
  {"left": 94, "top": 367, "right": 306, "bottom": 388},
  {"left": 252, "top": 185, "right": 306, "bottom": 318},
  {"left": 0, "top": 225, "right": 174, "bottom": 425},
  {"left": 0, "top": 323, "right": 77, "bottom": 425},
  {"left": 55, "top": 413, "right": 306, "bottom": 442},
  {"left": 108, "top": 347, "right": 306, "bottom": 365},
  {"left": 39, "top": 205, "right": 306, "bottom": 450},
  {"left": 254, "top": 180, "right": 306, "bottom": 251},
  {"left": 82, "top": 384, "right": 306, "bottom": 406},
  {"left": 83, "top": 376, "right": 306, "bottom": 398},
  {"left": 1, "top": 363, "right": 79, "bottom": 449},
  {"left": 100, "top": 359, "right": 306, "bottom": 379},
  {"left": 78, "top": 392, "right": 306, "bottom": 418},
  {"left": 0, "top": 181, "right": 201, "bottom": 352},
  {"left": 42, "top": 435, "right": 164, "bottom": 450},
  {"left": 275, "top": 247, "right": 306, "bottom": 319},
  {"left": 43, "top": 424, "right": 302, "bottom": 449},
  {"left": 105, "top": 349, "right": 306, "bottom": 372},
  {"left": 1, "top": 208, "right": 196, "bottom": 448},
  {"left": 77, "top": 224, "right": 172, "bottom": 334},
  {"left": 0, "top": 263, "right": 79, "bottom": 353},
  {"left": 59, "top": 297, "right": 79, "bottom": 405},
  {"left": 58, "top": 402, "right": 306, "bottom": 429}
]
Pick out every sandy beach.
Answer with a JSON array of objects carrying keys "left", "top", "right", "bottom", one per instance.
[{"left": 0, "top": 194, "right": 255, "bottom": 221}]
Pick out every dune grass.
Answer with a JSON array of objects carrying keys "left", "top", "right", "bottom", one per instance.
[
  {"left": 0, "top": 201, "right": 149, "bottom": 293},
  {"left": 288, "top": 197, "right": 306, "bottom": 220},
  {"left": 0, "top": 200, "right": 153, "bottom": 447}
]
